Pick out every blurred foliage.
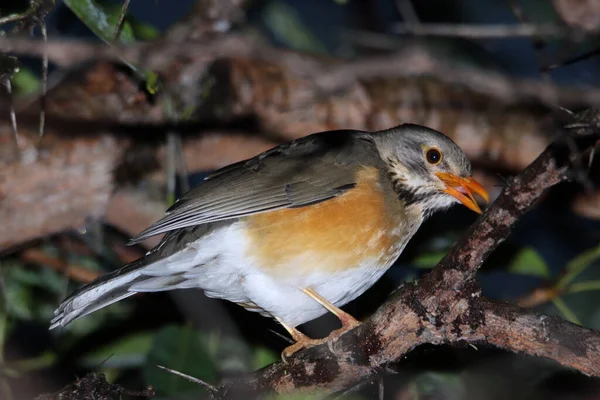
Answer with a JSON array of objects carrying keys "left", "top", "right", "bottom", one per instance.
[
  {"left": 261, "top": 0, "right": 327, "bottom": 54},
  {"left": 11, "top": 66, "right": 41, "bottom": 95},
  {"left": 144, "top": 325, "right": 218, "bottom": 396},
  {"left": 79, "top": 332, "right": 154, "bottom": 370},
  {"left": 506, "top": 248, "right": 550, "bottom": 279},
  {"left": 63, "top": 0, "right": 136, "bottom": 44}
]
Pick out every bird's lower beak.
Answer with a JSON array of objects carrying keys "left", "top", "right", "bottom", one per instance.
[{"left": 435, "top": 172, "right": 490, "bottom": 214}]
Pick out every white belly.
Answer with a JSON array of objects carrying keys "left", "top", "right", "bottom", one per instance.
[
  {"left": 238, "top": 257, "right": 392, "bottom": 327},
  {"left": 134, "top": 221, "right": 404, "bottom": 327}
]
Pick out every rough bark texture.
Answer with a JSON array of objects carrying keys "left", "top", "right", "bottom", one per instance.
[{"left": 0, "top": 131, "right": 123, "bottom": 251}]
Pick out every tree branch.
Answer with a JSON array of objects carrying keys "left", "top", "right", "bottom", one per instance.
[
  {"left": 391, "top": 22, "right": 569, "bottom": 38},
  {"left": 209, "top": 117, "right": 600, "bottom": 399},
  {"left": 2, "top": 36, "right": 600, "bottom": 107},
  {"left": 0, "top": 127, "right": 277, "bottom": 252}
]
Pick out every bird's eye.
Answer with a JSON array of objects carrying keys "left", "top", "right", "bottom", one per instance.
[{"left": 426, "top": 148, "right": 442, "bottom": 165}]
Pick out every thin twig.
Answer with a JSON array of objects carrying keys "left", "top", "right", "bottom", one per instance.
[
  {"left": 268, "top": 329, "right": 294, "bottom": 344},
  {"left": 166, "top": 132, "right": 177, "bottom": 206},
  {"left": 508, "top": 0, "right": 547, "bottom": 48},
  {"left": 21, "top": 248, "right": 100, "bottom": 283},
  {"left": 391, "top": 22, "right": 570, "bottom": 38},
  {"left": 175, "top": 133, "right": 189, "bottom": 194},
  {"left": 112, "top": 0, "right": 131, "bottom": 41},
  {"left": 37, "top": 18, "right": 47, "bottom": 145},
  {"left": 0, "top": 13, "right": 29, "bottom": 25},
  {"left": 395, "top": 0, "right": 419, "bottom": 23},
  {"left": 3, "top": 79, "right": 20, "bottom": 158},
  {"left": 156, "top": 365, "right": 217, "bottom": 393},
  {"left": 343, "top": 29, "right": 405, "bottom": 50},
  {"left": 544, "top": 47, "right": 600, "bottom": 71},
  {"left": 508, "top": 0, "right": 552, "bottom": 84}
]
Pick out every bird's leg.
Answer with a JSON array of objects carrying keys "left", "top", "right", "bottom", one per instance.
[
  {"left": 276, "top": 317, "right": 326, "bottom": 362},
  {"left": 275, "top": 289, "right": 361, "bottom": 361},
  {"left": 302, "top": 288, "right": 361, "bottom": 340}
]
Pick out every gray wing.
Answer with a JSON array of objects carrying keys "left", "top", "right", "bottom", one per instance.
[{"left": 129, "top": 130, "right": 382, "bottom": 244}]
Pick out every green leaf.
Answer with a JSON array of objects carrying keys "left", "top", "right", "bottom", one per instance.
[
  {"left": 102, "top": 4, "right": 161, "bottom": 41},
  {"left": 409, "top": 372, "right": 465, "bottom": 399},
  {"left": 412, "top": 251, "right": 446, "bottom": 269},
  {"left": 129, "top": 18, "right": 160, "bottom": 41},
  {"left": 12, "top": 67, "right": 41, "bottom": 96},
  {"left": 63, "top": 0, "right": 162, "bottom": 97},
  {"left": 64, "top": 302, "right": 134, "bottom": 338},
  {"left": 11, "top": 351, "right": 58, "bottom": 373},
  {"left": 551, "top": 297, "right": 581, "bottom": 325},
  {"left": 261, "top": 1, "right": 327, "bottom": 54},
  {"left": 252, "top": 346, "right": 279, "bottom": 370},
  {"left": 557, "top": 244, "right": 600, "bottom": 289},
  {"left": 145, "top": 71, "right": 161, "bottom": 95},
  {"left": 63, "top": 0, "right": 135, "bottom": 45},
  {"left": 0, "top": 309, "right": 7, "bottom": 354},
  {"left": 507, "top": 247, "right": 550, "bottom": 279},
  {"left": 567, "top": 280, "right": 600, "bottom": 294},
  {"left": 5, "top": 280, "right": 34, "bottom": 320},
  {"left": 79, "top": 332, "right": 154, "bottom": 369},
  {"left": 143, "top": 325, "right": 218, "bottom": 396}
]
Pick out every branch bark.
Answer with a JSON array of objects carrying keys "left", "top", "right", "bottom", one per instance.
[
  {"left": 0, "top": 126, "right": 276, "bottom": 252},
  {"left": 209, "top": 119, "right": 600, "bottom": 399},
  {"left": 3, "top": 36, "right": 600, "bottom": 107}
]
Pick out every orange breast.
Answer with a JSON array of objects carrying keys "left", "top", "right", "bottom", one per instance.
[{"left": 242, "top": 166, "right": 404, "bottom": 277}]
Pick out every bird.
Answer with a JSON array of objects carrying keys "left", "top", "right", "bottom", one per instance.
[{"left": 49, "top": 123, "right": 488, "bottom": 359}]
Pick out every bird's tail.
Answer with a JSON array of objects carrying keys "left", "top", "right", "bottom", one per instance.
[{"left": 49, "top": 261, "right": 145, "bottom": 330}]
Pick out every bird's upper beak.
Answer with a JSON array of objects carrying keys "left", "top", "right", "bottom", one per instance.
[{"left": 435, "top": 172, "right": 490, "bottom": 214}]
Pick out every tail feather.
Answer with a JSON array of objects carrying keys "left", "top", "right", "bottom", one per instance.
[{"left": 49, "top": 262, "right": 144, "bottom": 330}]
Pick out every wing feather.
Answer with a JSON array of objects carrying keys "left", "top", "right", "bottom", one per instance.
[{"left": 130, "top": 130, "right": 380, "bottom": 244}]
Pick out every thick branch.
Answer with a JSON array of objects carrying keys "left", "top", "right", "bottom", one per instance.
[
  {"left": 0, "top": 129, "right": 276, "bottom": 252},
  {"left": 0, "top": 133, "right": 123, "bottom": 252},
  {"left": 480, "top": 299, "right": 600, "bottom": 376},
  {"left": 215, "top": 288, "right": 600, "bottom": 398},
  {"left": 428, "top": 140, "right": 571, "bottom": 286}
]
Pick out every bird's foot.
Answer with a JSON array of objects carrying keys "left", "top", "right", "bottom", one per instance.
[
  {"left": 299, "top": 287, "right": 362, "bottom": 353},
  {"left": 277, "top": 317, "right": 326, "bottom": 363},
  {"left": 281, "top": 334, "right": 327, "bottom": 362},
  {"left": 325, "top": 316, "right": 362, "bottom": 353},
  {"left": 277, "top": 315, "right": 361, "bottom": 362}
]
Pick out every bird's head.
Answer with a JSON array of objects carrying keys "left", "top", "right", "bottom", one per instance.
[{"left": 372, "top": 124, "right": 489, "bottom": 217}]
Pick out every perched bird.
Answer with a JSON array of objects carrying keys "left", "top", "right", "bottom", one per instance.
[{"left": 50, "top": 124, "right": 488, "bottom": 358}]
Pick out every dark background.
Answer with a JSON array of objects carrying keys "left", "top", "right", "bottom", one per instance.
[{"left": 1, "top": 0, "right": 600, "bottom": 399}]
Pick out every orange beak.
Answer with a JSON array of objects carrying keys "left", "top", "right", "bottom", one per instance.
[{"left": 435, "top": 172, "right": 490, "bottom": 214}]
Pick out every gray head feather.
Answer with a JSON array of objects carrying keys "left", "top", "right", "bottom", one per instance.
[{"left": 370, "top": 124, "right": 474, "bottom": 216}]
